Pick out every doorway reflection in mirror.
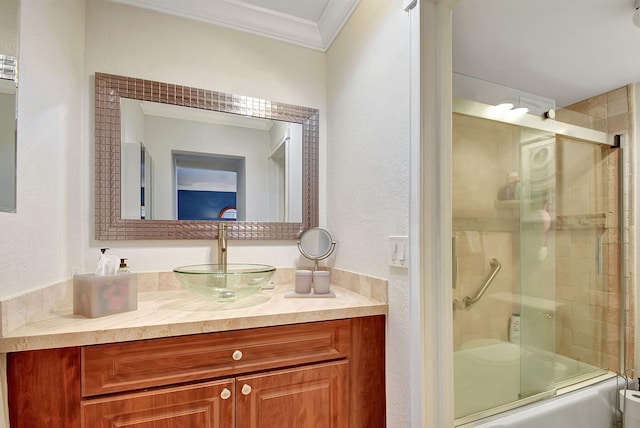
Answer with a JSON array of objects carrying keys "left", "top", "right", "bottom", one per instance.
[{"left": 120, "top": 98, "right": 302, "bottom": 222}]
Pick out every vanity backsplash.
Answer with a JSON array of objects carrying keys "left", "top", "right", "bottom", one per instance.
[{"left": 0, "top": 268, "right": 387, "bottom": 337}]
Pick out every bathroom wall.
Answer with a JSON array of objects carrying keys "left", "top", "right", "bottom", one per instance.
[
  {"left": 551, "top": 136, "right": 615, "bottom": 370},
  {"left": 326, "top": 0, "right": 410, "bottom": 425},
  {"left": 0, "top": 0, "right": 86, "bottom": 299},
  {"left": 559, "top": 86, "right": 635, "bottom": 373}
]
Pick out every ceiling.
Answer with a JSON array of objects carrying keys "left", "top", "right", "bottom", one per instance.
[
  {"left": 453, "top": 0, "right": 640, "bottom": 107},
  {"left": 112, "top": 0, "right": 640, "bottom": 107},
  {"left": 135, "top": 100, "right": 276, "bottom": 130},
  {"left": 110, "top": 0, "right": 359, "bottom": 51}
]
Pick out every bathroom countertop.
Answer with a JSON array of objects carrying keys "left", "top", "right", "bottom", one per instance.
[{"left": 0, "top": 284, "right": 387, "bottom": 353}]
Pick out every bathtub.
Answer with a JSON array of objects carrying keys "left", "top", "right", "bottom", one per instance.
[
  {"left": 455, "top": 340, "right": 617, "bottom": 427},
  {"left": 460, "top": 376, "right": 619, "bottom": 428}
]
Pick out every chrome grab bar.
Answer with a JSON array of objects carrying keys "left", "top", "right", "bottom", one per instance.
[{"left": 453, "top": 258, "right": 501, "bottom": 310}]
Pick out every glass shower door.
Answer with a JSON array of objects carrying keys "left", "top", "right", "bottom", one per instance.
[
  {"left": 451, "top": 119, "right": 562, "bottom": 417},
  {"left": 518, "top": 132, "right": 557, "bottom": 399},
  {"left": 453, "top": 79, "right": 620, "bottom": 426}
]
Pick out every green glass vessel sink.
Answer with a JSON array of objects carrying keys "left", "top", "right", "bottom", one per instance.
[{"left": 173, "top": 264, "right": 276, "bottom": 303}]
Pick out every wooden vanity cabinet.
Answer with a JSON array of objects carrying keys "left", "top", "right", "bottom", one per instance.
[{"left": 8, "top": 315, "right": 385, "bottom": 428}]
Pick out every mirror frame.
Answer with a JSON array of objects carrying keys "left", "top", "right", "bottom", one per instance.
[{"left": 95, "top": 73, "right": 319, "bottom": 240}]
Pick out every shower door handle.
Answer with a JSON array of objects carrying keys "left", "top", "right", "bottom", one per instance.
[{"left": 452, "top": 236, "right": 458, "bottom": 289}]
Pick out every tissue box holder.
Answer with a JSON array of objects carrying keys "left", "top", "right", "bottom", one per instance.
[{"left": 73, "top": 273, "right": 137, "bottom": 318}]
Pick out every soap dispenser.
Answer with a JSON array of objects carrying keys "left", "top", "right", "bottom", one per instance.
[{"left": 118, "top": 258, "right": 130, "bottom": 273}]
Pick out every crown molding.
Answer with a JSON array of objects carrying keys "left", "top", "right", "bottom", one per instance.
[
  {"left": 110, "top": 0, "right": 360, "bottom": 51},
  {"left": 318, "top": 0, "right": 362, "bottom": 49}
]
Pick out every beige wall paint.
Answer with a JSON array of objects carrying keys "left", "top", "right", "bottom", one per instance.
[
  {"left": 327, "top": 0, "right": 410, "bottom": 425},
  {"left": 0, "top": 0, "right": 86, "bottom": 299}
]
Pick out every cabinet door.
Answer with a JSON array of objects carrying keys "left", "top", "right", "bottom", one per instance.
[
  {"left": 236, "top": 360, "right": 349, "bottom": 428},
  {"left": 82, "top": 379, "right": 235, "bottom": 428}
]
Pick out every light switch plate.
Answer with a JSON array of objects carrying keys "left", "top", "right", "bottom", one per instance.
[{"left": 389, "top": 236, "right": 409, "bottom": 268}]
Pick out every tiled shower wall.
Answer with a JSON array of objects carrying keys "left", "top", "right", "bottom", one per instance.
[
  {"left": 560, "top": 86, "right": 635, "bottom": 373},
  {"left": 554, "top": 136, "right": 614, "bottom": 370},
  {"left": 452, "top": 114, "right": 520, "bottom": 348}
]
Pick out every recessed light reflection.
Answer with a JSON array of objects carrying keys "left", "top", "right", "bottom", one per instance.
[
  {"left": 512, "top": 107, "right": 529, "bottom": 115},
  {"left": 494, "top": 102, "right": 514, "bottom": 112},
  {"left": 507, "top": 107, "right": 530, "bottom": 118},
  {"left": 490, "top": 102, "right": 530, "bottom": 119}
]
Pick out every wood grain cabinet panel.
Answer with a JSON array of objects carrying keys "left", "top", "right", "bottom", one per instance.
[
  {"left": 8, "top": 347, "right": 82, "bottom": 428},
  {"left": 8, "top": 316, "right": 386, "bottom": 427},
  {"left": 236, "top": 360, "right": 349, "bottom": 428},
  {"left": 82, "top": 379, "right": 235, "bottom": 428},
  {"left": 349, "top": 316, "right": 386, "bottom": 428},
  {"left": 82, "top": 319, "right": 350, "bottom": 396}
]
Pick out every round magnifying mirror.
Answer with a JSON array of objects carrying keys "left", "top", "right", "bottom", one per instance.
[
  {"left": 299, "top": 228, "right": 333, "bottom": 258},
  {"left": 298, "top": 228, "right": 336, "bottom": 270}
]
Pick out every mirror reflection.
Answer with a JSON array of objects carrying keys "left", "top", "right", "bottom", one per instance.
[
  {"left": 0, "top": 0, "right": 18, "bottom": 214},
  {"left": 120, "top": 99, "right": 303, "bottom": 222},
  {"left": 94, "top": 73, "right": 319, "bottom": 241},
  {"left": 0, "top": 57, "right": 17, "bottom": 213}
]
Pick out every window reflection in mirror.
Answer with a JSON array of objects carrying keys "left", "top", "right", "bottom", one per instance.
[{"left": 120, "top": 98, "right": 303, "bottom": 223}]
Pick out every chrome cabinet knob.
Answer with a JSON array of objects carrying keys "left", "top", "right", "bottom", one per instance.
[{"left": 232, "top": 350, "right": 243, "bottom": 361}]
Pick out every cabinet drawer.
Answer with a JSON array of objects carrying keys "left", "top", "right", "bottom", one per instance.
[{"left": 82, "top": 319, "right": 350, "bottom": 397}]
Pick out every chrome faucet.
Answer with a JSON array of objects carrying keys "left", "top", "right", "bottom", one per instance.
[{"left": 218, "top": 223, "right": 228, "bottom": 272}]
